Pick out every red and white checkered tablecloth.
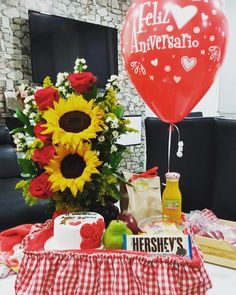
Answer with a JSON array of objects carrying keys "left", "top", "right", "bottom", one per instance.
[{"left": 15, "top": 221, "right": 212, "bottom": 295}]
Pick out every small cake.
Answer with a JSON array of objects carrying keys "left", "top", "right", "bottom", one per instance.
[{"left": 44, "top": 212, "right": 105, "bottom": 251}]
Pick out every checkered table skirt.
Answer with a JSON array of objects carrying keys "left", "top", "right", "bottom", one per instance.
[{"left": 15, "top": 221, "right": 212, "bottom": 295}]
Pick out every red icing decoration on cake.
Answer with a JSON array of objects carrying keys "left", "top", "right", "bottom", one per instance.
[
  {"left": 80, "top": 219, "right": 105, "bottom": 249},
  {"left": 96, "top": 218, "right": 105, "bottom": 232},
  {"left": 80, "top": 238, "right": 97, "bottom": 250},
  {"left": 80, "top": 223, "right": 94, "bottom": 239},
  {"left": 69, "top": 221, "right": 81, "bottom": 226}
]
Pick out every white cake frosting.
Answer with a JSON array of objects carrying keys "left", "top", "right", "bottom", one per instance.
[{"left": 44, "top": 212, "right": 105, "bottom": 250}]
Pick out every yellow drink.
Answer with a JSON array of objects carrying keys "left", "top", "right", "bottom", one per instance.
[{"left": 162, "top": 172, "right": 182, "bottom": 222}]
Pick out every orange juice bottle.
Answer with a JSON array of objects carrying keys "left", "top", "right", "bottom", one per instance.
[{"left": 162, "top": 172, "right": 182, "bottom": 222}]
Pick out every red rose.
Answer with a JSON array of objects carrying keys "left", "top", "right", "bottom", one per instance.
[
  {"left": 32, "top": 145, "right": 55, "bottom": 166},
  {"left": 34, "top": 122, "right": 52, "bottom": 144},
  {"left": 67, "top": 72, "right": 97, "bottom": 94},
  {"left": 29, "top": 173, "right": 53, "bottom": 199},
  {"left": 34, "top": 87, "right": 59, "bottom": 111}
]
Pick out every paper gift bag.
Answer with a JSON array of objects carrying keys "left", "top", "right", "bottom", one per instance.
[{"left": 120, "top": 167, "right": 162, "bottom": 223}]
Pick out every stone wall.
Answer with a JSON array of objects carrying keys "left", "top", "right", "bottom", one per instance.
[{"left": 0, "top": 0, "right": 146, "bottom": 172}]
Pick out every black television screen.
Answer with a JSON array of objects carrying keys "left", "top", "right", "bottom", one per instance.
[{"left": 28, "top": 10, "right": 118, "bottom": 87}]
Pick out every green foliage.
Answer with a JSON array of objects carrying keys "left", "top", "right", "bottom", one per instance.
[
  {"left": 15, "top": 180, "right": 39, "bottom": 206},
  {"left": 15, "top": 108, "right": 34, "bottom": 136},
  {"left": 18, "top": 158, "right": 38, "bottom": 177},
  {"left": 43, "top": 76, "right": 54, "bottom": 87},
  {"left": 107, "top": 184, "right": 121, "bottom": 201},
  {"left": 113, "top": 105, "right": 124, "bottom": 119}
]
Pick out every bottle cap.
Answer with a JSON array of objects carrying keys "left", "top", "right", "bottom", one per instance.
[{"left": 165, "top": 172, "right": 180, "bottom": 180}]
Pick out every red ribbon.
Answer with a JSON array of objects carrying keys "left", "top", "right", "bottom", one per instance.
[{"left": 129, "top": 166, "right": 158, "bottom": 182}]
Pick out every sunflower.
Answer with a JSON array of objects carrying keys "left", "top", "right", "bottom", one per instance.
[
  {"left": 43, "top": 94, "right": 104, "bottom": 147},
  {"left": 45, "top": 143, "right": 102, "bottom": 197}
]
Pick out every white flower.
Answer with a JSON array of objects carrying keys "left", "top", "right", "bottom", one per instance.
[
  {"left": 56, "top": 73, "right": 64, "bottom": 84},
  {"left": 105, "top": 116, "right": 112, "bottom": 123},
  {"left": 112, "top": 131, "right": 119, "bottom": 139},
  {"left": 13, "top": 138, "right": 21, "bottom": 144},
  {"left": 98, "top": 135, "right": 105, "bottom": 142},
  {"left": 111, "top": 145, "right": 118, "bottom": 153},
  {"left": 56, "top": 72, "right": 69, "bottom": 86},
  {"left": 105, "top": 83, "right": 111, "bottom": 90},
  {"left": 29, "top": 113, "right": 35, "bottom": 119},
  {"left": 82, "top": 65, "right": 88, "bottom": 70},
  {"left": 29, "top": 119, "right": 36, "bottom": 126},
  {"left": 16, "top": 146, "right": 23, "bottom": 152},
  {"left": 108, "top": 75, "right": 119, "bottom": 82},
  {"left": 58, "top": 86, "right": 67, "bottom": 95},
  {"left": 17, "top": 133, "right": 24, "bottom": 139},
  {"left": 24, "top": 104, "right": 31, "bottom": 111},
  {"left": 75, "top": 58, "right": 86, "bottom": 65},
  {"left": 24, "top": 96, "right": 33, "bottom": 104},
  {"left": 96, "top": 151, "right": 100, "bottom": 156},
  {"left": 25, "top": 136, "right": 34, "bottom": 144},
  {"left": 107, "top": 74, "right": 123, "bottom": 90},
  {"left": 111, "top": 118, "right": 119, "bottom": 128},
  {"left": 24, "top": 96, "right": 31, "bottom": 104},
  {"left": 23, "top": 97, "right": 30, "bottom": 104},
  {"left": 103, "top": 163, "right": 112, "bottom": 169},
  {"left": 74, "top": 70, "right": 79, "bottom": 74}
]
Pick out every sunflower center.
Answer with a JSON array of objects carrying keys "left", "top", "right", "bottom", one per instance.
[
  {"left": 61, "top": 154, "right": 86, "bottom": 179},
  {"left": 59, "top": 111, "right": 91, "bottom": 133}
]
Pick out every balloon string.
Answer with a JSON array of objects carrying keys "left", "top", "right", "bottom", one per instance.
[
  {"left": 172, "top": 123, "right": 180, "bottom": 141},
  {"left": 167, "top": 123, "right": 184, "bottom": 171},
  {"left": 168, "top": 124, "right": 172, "bottom": 172}
]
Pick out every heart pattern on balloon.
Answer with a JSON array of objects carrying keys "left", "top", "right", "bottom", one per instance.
[
  {"left": 169, "top": 4, "right": 198, "bottom": 30},
  {"left": 151, "top": 59, "right": 158, "bottom": 67},
  {"left": 173, "top": 76, "right": 181, "bottom": 83},
  {"left": 181, "top": 56, "right": 197, "bottom": 72},
  {"left": 201, "top": 13, "right": 209, "bottom": 21}
]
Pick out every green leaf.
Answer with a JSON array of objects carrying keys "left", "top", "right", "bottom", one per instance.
[
  {"left": 107, "top": 184, "right": 121, "bottom": 201},
  {"left": 113, "top": 172, "right": 133, "bottom": 186},
  {"left": 18, "top": 158, "right": 37, "bottom": 177},
  {"left": 91, "top": 83, "right": 97, "bottom": 98},
  {"left": 114, "top": 105, "right": 124, "bottom": 119},
  {"left": 110, "top": 153, "right": 123, "bottom": 170},
  {"left": 10, "top": 127, "right": 25, "bottom": 135},
  {"left": 83, "top": 84, "right": 97, "bottom": 100},
  {"left": 25, "top": 125, "right": 34, "bottom": 137},
  {"left": 102, "top": 165, "right": 111, "bottom": 174},
  {"left": 16, "top": 108, "right": 31, "bottom": 127},
  {"left": 95, "top": 96, "right": 106, "bottom": 103},
  {"left": 110, "top": 145, "right": 126, "bottom": 170}
]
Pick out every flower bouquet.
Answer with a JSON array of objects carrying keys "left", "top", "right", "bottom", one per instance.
[{"left": 12, "top": 58, "right": 136, "bottom": 225}]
